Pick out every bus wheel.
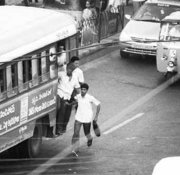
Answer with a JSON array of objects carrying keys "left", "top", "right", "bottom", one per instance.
[
  {"left": 120, "top": 50, "right": 129, "bottom": 58},
  {"left": 24, "top": 120, "right": 43, "bottom": 158}
]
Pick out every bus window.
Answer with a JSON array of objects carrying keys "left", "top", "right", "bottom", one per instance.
[
  {"left": 46, "top": 50, "right": 50, "bottom": 79},
  {"left": 31, "top": 55, "right": 39, "bottom": 87},
  {"left": 37, "top": 53, "right": 42, "bottom": 82},
  {"left": 6, "top": 64, "right": 18, "bottom": 97},
  {"left": 41, "top": 51, "right": 49, "bottom": 82},
  {"left": 18, "top": 61, "right": 24, "bottom": 92},
  {"left": 49, "top": 46, "right": 57, "bottom": 79},
  {"left": 0, "top": 68, "right": 6, "bottom": 100},
  {"left": 65, "top": 40, "right": 70, "bottom": 62},
  {"left": 22, "top": 60, "right": 31, "bottom": 90},
  {"left": 69, "top": 35, "right": 78, "bottom": 58},
  {"left": 6, "top": 65, "right": 12, "bottom": 94},
  {"left": 11, "top": 64, "right": 18, "bottom": 94},
  {"left": 27, "top": 59, "right": 32, "bottom": 88}
]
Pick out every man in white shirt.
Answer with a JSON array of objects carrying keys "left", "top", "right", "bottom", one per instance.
[
  {"left": 71, "top": 83, "right": 101, "bottom": 157},
  {"left": 56, "top": 63, "right": 80, "bottom": 136}
]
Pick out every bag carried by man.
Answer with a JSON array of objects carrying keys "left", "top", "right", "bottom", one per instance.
[{"left": 93, "top": 120, "right": 101, "bottom": 137}]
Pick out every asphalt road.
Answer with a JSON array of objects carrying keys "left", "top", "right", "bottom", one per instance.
[{"left": 1, "top": 48, "right": 180, "bottom": 175}]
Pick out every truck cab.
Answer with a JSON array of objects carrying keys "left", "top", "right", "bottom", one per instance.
[{"left": 156, "top": 11, "right": 180, "bottom": 77}]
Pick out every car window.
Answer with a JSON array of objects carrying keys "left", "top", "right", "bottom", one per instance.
[{"left": 133, "top": 3, "right": 180, "bottom": 22}]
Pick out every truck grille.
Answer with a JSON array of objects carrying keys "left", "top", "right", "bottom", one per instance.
[{"left": 124, "top": 47, "right": 156, "bottom": 56}]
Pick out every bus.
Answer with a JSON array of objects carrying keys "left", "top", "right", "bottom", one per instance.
[{"left": 0, "top": 5, "right": 79, "bottom": 158}]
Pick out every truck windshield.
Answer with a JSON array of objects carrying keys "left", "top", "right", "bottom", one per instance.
[
  {"left": 160, "top": 22, "right": 180, "bottom": 41},
  {"left": 133, "top": 3, "right": 180, "bottom": 22}
]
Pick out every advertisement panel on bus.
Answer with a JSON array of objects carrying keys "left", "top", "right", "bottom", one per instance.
[{"left": 0, "top": 81, "right": 57, "bottom": 153}]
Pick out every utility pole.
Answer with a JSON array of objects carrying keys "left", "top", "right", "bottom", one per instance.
[{"left": 98, "top": 0, "right": 103, "bottom": 43}]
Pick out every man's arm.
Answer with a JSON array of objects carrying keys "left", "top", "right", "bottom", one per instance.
[{"left": 94, "top": 103, "right": 101, "bottom": 122}]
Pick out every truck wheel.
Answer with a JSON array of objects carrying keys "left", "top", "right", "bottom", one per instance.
[
  {"left": 23, "top": 120, "right": 43, "bottom": 158},
  {"left": 164, "top": 72, "right": 173, "bottom": 80}
]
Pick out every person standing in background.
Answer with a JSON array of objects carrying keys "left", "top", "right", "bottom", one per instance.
[{"left": 82, "top": 0, "right": 98, "bottom": 34}]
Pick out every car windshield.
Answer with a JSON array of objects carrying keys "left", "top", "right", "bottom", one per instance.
[
  {"left": 133, "top": 3, "right": 180, "bottom": 22},
  {"left": 160, "top": 22, "right": 180, "bottom": 41}
]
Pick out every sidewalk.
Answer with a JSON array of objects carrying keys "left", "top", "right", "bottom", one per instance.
[
  {"left": 79, "top": 32, "right": 120, "bottom": 60},
  {"left": 78, "top": 3, "right": 133, "bottom": 63}
]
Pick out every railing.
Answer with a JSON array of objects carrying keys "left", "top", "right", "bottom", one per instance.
[{"left": 81, "top": 5, "right": 125, "bottom": 46}]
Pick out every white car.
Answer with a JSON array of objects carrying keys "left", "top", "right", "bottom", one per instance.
[
  {"left": 119, "top": 0, "right": 180, "bottom": 58},
  {"left": 152, "top": 157, "right": 180, "bottom": 175}
]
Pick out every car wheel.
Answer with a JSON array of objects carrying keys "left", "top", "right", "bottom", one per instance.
[{"left": 120, "top": 50, "right": 129, "bottom": 58}]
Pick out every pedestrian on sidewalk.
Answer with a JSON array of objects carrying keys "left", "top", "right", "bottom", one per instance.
[
  {"left": 132, "top": 0, "right": 146, "bottom": 14},
  {"left": 71, "top": 83, "right": 101, "bottom": 157},
  {"left": 56, "top": 63, "right": 80, "bottom": 136},
  {"left": 82, "top": 0, "right": 98, "bottom": 34}
]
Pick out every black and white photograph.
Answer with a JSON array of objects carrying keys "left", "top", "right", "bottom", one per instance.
[{"left": 1, "top": 0, "right": 180, "bottom": 174}]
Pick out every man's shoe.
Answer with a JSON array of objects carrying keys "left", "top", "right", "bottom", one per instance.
[{"left": 87, "top": 138, "right": 93, "bottom": 147}]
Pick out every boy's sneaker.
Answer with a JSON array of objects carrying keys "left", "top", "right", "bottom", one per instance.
[{"left": 87, "top": 138, "right": 93, "bottom": 147}]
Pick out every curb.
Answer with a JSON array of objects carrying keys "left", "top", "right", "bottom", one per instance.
[
  {"left": 79, "top": 33, "right": 120, "bottom": 64},
  {"left": 79, "top": 44, "right": 103, "bottom": 59}
]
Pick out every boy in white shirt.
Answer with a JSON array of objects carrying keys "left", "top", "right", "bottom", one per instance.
[
  {"left": 70, "top": 56, "right": 84, "bottom": 110},
  {"left": 71, "top": 83, "right": 101, "bottom": 157},
  {"left": 70, "top": 56, "right": 84, "bottom": 85}
]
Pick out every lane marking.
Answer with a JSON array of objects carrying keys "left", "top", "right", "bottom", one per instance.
[
  {"left": 99, "top": 74, "right": 180, "bottom": 133},
  {"left": 103, "top": 113, "right": 144, "bottom": 135}
]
